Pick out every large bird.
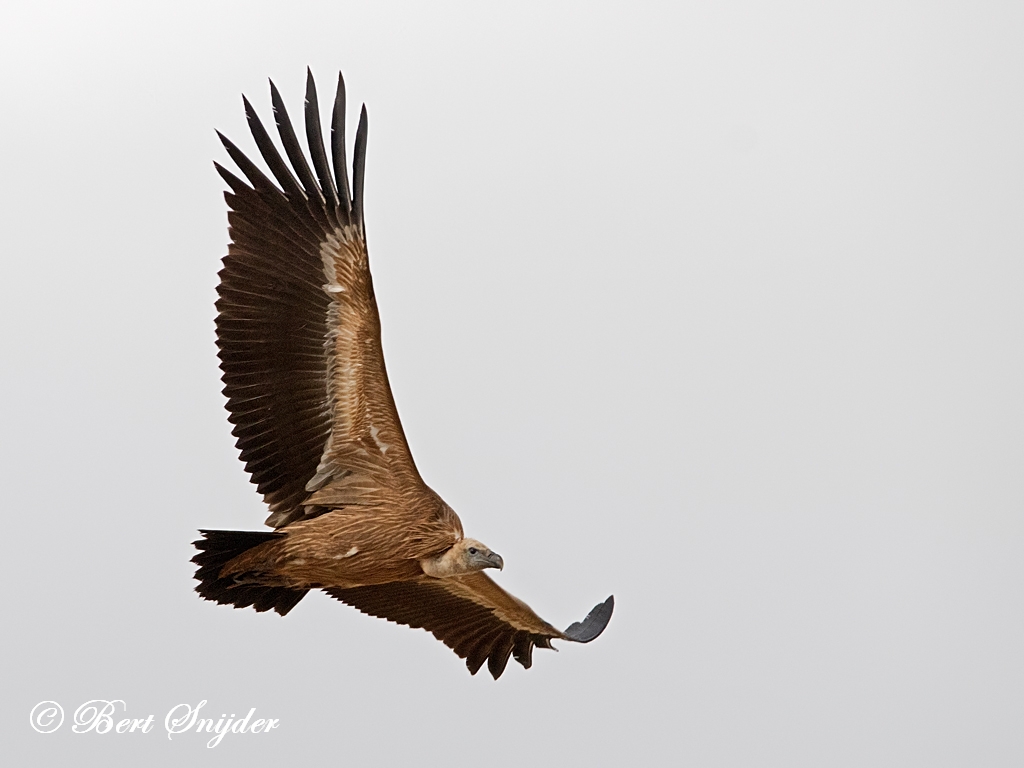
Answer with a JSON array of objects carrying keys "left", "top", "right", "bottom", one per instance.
[{"left": 193, "top": 70, "right": 613, "bottom": 679}]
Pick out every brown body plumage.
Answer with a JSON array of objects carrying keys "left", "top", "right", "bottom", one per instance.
[{"left": 192, "top": 70, "right": 613, "bottom": 678}]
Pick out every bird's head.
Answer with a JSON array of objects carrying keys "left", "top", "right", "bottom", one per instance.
[
  {"left": 421, "top": 538, "right": 504, "bottom": 578},
  {"left": 455, "top": 538, "right": 504, "bottom": 572}
]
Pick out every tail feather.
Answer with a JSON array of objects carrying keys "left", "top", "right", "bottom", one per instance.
[{"left": 192, "top": 529, "right": 308, "bottom": 616}]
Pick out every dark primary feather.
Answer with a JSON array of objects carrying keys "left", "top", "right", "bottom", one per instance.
[
  {"left": 269, "top": 79, "right": 321, "bottom": 202},
  {"left": 244, "top": 96, "right": 303, "bottom": 198},
  {"left": 303, "top": 68, "right": 342, "bottom": 214},
  {"left": 330, "top": 72, "right": 352, "bottom": 211},
  {"left": 217, "top": 131, "right": 280, "bottom": 196},
  {"left": 352, "top": 105, "right": 368, "bottom": 227}
]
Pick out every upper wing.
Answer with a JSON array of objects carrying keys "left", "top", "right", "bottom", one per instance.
[
  {"left": 326, "top": 573, "right": 614, "bottom": 679},
  {"left": 215, "top": 70, "right": 423, "bottom": 528}
]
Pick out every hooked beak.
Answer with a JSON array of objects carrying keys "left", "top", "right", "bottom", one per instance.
[{"left": 487, "top": 552, "right": 504, "bottom": 571}]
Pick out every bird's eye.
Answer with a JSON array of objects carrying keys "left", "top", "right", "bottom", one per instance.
[{"left": 468, "top": 547, "right": 477, "bottom": 555}]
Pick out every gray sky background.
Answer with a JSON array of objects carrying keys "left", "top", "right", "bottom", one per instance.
[{"left": 3, "top": 1, "right": 1023, "bottom": 765}]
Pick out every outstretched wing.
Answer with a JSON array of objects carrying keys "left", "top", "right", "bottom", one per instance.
[
  {"left": 215, "top": 70, "right": 423, "bottom": 528},
  {"left": 326, "top": 574, "right": 614, "bottom": 679}
]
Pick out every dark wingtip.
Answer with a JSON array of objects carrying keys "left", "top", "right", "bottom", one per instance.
[
  {"left": 305, "top": 69, "right": 316, "bottom": 113},
  {"left": 352, "top": 103, "right": 368, "bottom": 225},
  {"left": 562, "top": 595, "right": 614, "bottom": 643}
]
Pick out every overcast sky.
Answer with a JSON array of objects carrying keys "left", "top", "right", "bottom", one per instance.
[{"left": 3, "top": 1, "right": 1023, "bottom": 765}]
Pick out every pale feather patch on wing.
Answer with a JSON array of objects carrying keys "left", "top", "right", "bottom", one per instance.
[
  {"left": 333, "top": 546, "right": 359, "bottom": 559},
  {"left": 369, "top": 424, "right": 390, "bottom": 455}
]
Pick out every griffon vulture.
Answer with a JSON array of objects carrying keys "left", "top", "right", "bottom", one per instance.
[{"left": 192, "top": 70, "right": 613, "bottom": 679}]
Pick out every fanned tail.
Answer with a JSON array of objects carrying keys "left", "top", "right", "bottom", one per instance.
[{"left": 191, "top": 530, "right": 307, "bottom": 616}]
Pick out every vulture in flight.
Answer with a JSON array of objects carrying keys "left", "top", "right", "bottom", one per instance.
[{"left": 193, "top": 70, "right": 613, "bottom": 679}]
